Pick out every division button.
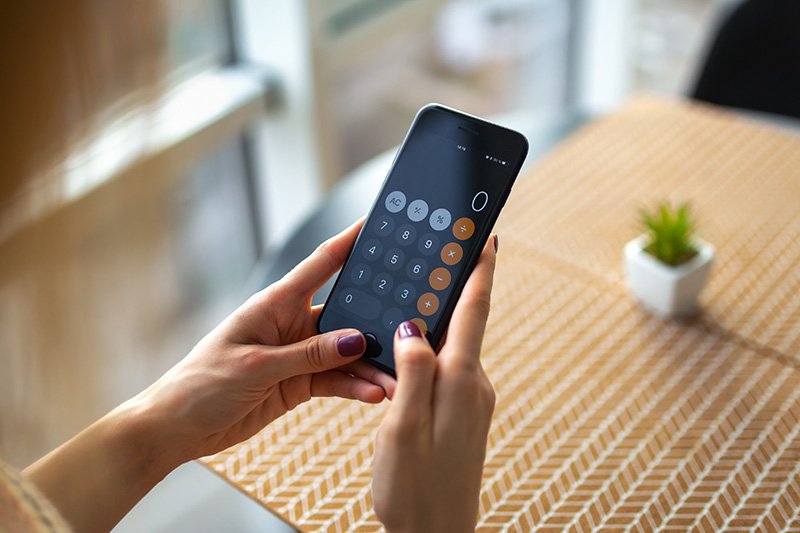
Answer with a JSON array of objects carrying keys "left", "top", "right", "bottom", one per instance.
[
  {"left": 429, "top": 208, "right": 452, "bottom": 231},
  {"left": 407, "top": 199, "right": 429, "bottom": 222},
  {"left": 364, "top": 333, "right": 383, "bottom": 357},
  {"left": 452, "top": 217, "right": 475, "bottom": 240},
  {"left": 385, "top": 191, "right": 406, "bottom": 213},
  {"left": 429, "top": 267, "right": 452, "bottom": 291},
  {"left": 440, "top": 242, "right": 463, "bottom": 266},
  {"left": 417, "top": 292, "right": 440, "bottom": 316}
]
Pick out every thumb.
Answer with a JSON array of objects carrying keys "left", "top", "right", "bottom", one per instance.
[
  {"left": 267, "top": 329, "right": 365, "bottom": 380},
  {"left": 391, "top": 321, "right": 436, "bottom": 416}
]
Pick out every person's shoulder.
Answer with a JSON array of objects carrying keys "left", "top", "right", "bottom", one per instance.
[{"left": 0, "top": 460, "right": 72, "bottom": 532}]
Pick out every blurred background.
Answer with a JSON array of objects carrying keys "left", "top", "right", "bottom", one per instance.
[{"left": 0, "top": 0, "right": 743, "bottom": 528}]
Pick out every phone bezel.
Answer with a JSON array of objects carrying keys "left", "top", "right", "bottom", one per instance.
[{"left": 317, "top": 103, "right": 529, "bottom": 376}]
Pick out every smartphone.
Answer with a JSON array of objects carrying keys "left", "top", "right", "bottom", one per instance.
[{"left": 318, "top": 104, "right": 528, "bottom": 376}]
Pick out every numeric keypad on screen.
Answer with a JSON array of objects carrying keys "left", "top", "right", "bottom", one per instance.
[{"left": 337, "top": 190, "right": 477, "bottom": 334}]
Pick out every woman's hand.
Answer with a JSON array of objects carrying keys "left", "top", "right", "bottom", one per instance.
[
  {"left": 135, "top": 217, "right": 395, "bottom": 464},
  {"left": 25, "top": 218, "right": 396, "bottom": 532},
  {"left": 372, "top": 236, "right": 498, "bottom": 533}
]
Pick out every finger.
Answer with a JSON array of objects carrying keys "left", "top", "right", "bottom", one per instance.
[
  {"left": 441, "top": 235, "right": 497, "bottom": 365},
  {"left": 265, "top": 329, "right": 365, "bottom": 381},
  {"left": 278, "top": 217, "right": 365, "bottom": 298},
  {"left": 390, "top": 321, "right": 437, "bottom": 417},
  {"left": 340, "top": 360, "right": 398, "bottom": 399},
  {"left": 310, "top": 371, "right": 386, "bottom": 403}
]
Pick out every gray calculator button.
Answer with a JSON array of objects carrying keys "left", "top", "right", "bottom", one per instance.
[
  {"left": 394, "top": 283, "right": 416, "bottom": 306},
  {"left": 338, "top": 288, "right": 381, "bottom": 320},
  {"left": 382, "top": 308, "right": 404, "bottom": 331},
  {"left": 375, "top": 215, "right": 394, "bottom": 237},
  {"left": 350, "top": 263, "right": 371, "bottom": 286},
  {"left": 406, "top": 258, "right": 427, "bottom": 280},
  {"left": 372, "top": 273, "right": 394, "bottom": 295},
  {"left": 407, "top": 199, "right": 429, "bottom": 222},
  {"left": 362, "top": 239, "right": 383, "bottom": 261},
  {"left": 429, "top": 208, "right": 452, "bottom": 231},
  {"left": 395, "top": 224, "right": 416, "bottom": 246},
  {"left": 385, "top": 191, "right": 406, "bottom": 213},
  {"left": 418, "top": 234, "right": 439, "bottom": 255},
  {"left": 384, "top": 248, "right": 405, "bottom": 271}
]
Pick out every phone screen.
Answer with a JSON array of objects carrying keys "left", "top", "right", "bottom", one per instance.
[{"left": 318, "top": 105, "right": 528, "bottom": 375}]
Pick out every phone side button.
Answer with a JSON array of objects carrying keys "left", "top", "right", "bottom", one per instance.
[{"left": 364, "top": 333, "right": 383, "bottom": 358}]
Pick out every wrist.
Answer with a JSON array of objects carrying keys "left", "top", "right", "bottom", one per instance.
[{"left": 106, "top": 394, "right": 186, "bottom": 483}]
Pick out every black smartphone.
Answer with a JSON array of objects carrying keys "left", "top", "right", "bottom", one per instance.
[{"left": 318, "top": 104, "right": 528, "bottom": 376}]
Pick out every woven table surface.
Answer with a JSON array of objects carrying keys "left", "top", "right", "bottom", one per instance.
[{"left": 203, "top": 97, "right": 800, "bottom": 531}]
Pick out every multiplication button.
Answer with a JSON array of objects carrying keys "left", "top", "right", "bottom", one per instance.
[
  {"left": 441, "top": 242, "right": 463, "bottom": 266},
  {"left": 385, "top": 191, "right": 406, "bottom": 213}
]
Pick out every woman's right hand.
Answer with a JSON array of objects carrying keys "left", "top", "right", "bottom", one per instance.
[{"left": 372, "top": 236, "right": 498, "bottom": 533}]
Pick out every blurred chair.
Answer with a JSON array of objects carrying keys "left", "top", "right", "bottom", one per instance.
[{"left": 691, "top": 0, "right": 800, "bottom": 119}]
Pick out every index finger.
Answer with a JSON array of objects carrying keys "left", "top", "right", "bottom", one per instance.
[
  {"left": 440, "top": 235, "right": 497, "bottom": 365},
  {"left": 278, "top": 217, "right": 365, "bottom": 297}
]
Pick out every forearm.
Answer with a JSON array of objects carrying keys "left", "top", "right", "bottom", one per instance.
[{"left": 24, "top": 400, "right": 180, "bottom": 532}]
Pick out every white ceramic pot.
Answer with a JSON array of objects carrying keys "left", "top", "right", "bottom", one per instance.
[{"left": 624, "top": 235, "right": 714, "bottom": 317}]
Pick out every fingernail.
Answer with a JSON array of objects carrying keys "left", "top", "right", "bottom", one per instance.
[
  {"left": 337, "top": 332, "right": 365, "bottom": 357},
  {"left": 493, "top": 234, "right": 499, "bottom": 253},
  {"left": 397, "top": 320, "right": 422, "bottom": 339}
]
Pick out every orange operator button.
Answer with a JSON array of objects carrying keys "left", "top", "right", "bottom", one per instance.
[
  {"left": 452, "top": 217, "right": 475, "bottom": 240},
  {"left": 440, "top": 242, "right": 463, "bottom": 266},
  {"left": 417, "top": 292, "right": 440, "bottom": 316},
  {"left": 429, "top": 267, "right": 451, "bottom": 291},
  {"left": 410, "top": 317, "right": 428, "bottom": 334}
]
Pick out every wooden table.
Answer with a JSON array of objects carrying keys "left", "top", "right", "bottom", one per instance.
[{"left": 203, "top": 97, "right": 800, "bottom": 531}]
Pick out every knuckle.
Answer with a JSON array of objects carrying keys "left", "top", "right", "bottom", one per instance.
[
  {"left": 314, "top": 239, "right": 341, "bottom": 271},
  {"left": 461, "top": 292, "right": 492, "bottom": 318},
  {"left": 304, "top": 336, "right": 327, "bottom": 370}
]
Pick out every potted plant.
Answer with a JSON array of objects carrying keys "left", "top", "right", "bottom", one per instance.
[{"left": 624, "top": 201, "right": 714, "bottom": 317}]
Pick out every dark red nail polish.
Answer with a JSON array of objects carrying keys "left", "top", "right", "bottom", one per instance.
[
  {"left": 493, "top": 234, "right": 499, "bottom": 252},
  {"left": 337, "top": 332, "right": 365, "bottom": 356},
  {"left": 398, "top": 321, "right": 422, "bottom": 339}
]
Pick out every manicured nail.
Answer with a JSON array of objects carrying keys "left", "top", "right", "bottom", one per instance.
[
  {"left": 493, "top": 234, "right": 499, "bottom": 253},
  {"left": 337, "top": 332, "right": 365, "bottom": 357},
  {"left": 398, "top": 320, "right": 422, "bottom": 339}
]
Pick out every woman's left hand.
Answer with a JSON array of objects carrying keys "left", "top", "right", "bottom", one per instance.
[{"left": 25, "top": 218, "right": 396, "bottom": 532}]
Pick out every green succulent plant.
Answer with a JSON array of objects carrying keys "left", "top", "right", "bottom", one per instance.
[{"left": 640, "top": 201, "right": 698, "bottom": 266}]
